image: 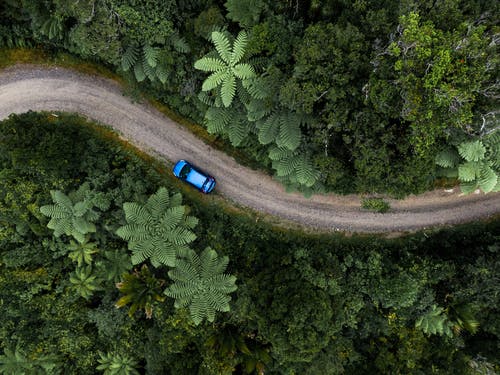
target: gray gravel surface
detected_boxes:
[1,65,499,232]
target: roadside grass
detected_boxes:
[361,197,391,213]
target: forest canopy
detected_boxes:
[1,0,500,373]
[0,111,499,374]
[1,0,498,196]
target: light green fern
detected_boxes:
[40,183,101,243]
[436,132,500,193]
[115,187,198,267]
[164,247,237,325]
[69,266,101,300]
[97,352,140,375]
[195,31,256,107]
[415,305,453,337]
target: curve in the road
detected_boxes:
[0,65,499,232]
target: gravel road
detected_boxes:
[0,65,499,232]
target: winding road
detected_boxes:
[0,65,499,232]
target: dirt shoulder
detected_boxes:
[1,65,498,233]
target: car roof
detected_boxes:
[186,169,208,189]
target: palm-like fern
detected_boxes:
[96,352,140,375]
[69,266,101,300]
[195,31,256,107]
[164,247,237,325]
[40,184,101,243]
[115,265,165,319]
[121,44,169,84]
[268,146,321,188]
[204,105,253,146]
[415,305,454,337]
[68,240,98,267]
[115,187,198,267]
[435,132,500,193]
[96,250,133,282]
[257,111,303,151]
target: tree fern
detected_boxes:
[115,265,165,319]
[205,106,252,146]
[436,132,500,193]
[415,305,453,337]
[195,31,256,107]
[164,247,237,325]
[458,140,486,162]
[121,45,140,71]
[143,45,160,68]
[269,146,320,188]
[97,352,140,375]
[257,111,302,151]
[40,184,101,243]
[116,187,198,267]
[69,266,101,300]
[68,240,98,267]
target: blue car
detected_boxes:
[173,160,216,194]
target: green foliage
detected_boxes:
[268,146,321,189]
[384,12,497,155]
[69,266,101,300]
[164,247,237,325]
[121,44,169,84]
[68,240,98,267]
[0,348,60,375]
[2,112,500,374]
[195,31,256,107]
[204,105,252,146]
[116,187,198,267]
[39,183,102,243]
[115,265,165,319]
[96,250,133,283]
[361,198,390,213]
[415,305,454,337]
[96,352,140,375]
[224,0,267,29]
[436,132,500,193]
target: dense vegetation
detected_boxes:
[1,0,498,196]
[0,112,499,374]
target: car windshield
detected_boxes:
[179,164,191,179]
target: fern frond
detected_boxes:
[143,59,157,81]
[276,113,302,151]
[458,140,486,162]
[228,116,250,146]
[231,31,248,65]
[144,45,160,68]
[232,63,255,80]
[257,114,280,145]
[211,31,232,64]
[121,45,140,71]
[202,70,229,91]
[171,34,191,53]
[194,57,227,72]
[221,73,236,107]
[458,161,479,182]
[133,62,146,82]
[435,148,460,168]
[478,165,497,193]
[205,107,233,134]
